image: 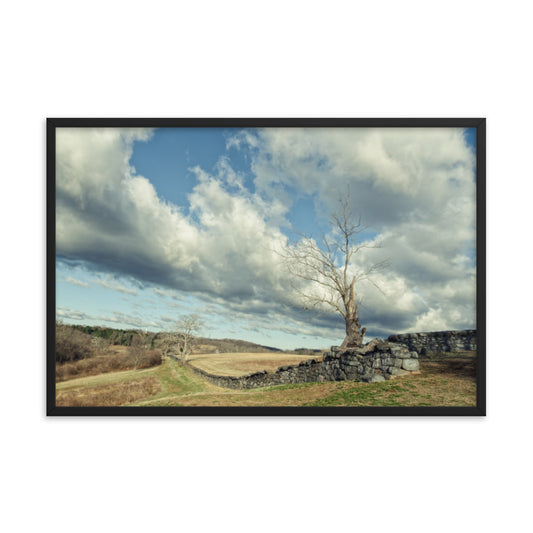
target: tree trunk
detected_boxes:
[340,313,364,349]
[339,277,365,349]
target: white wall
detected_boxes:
[2,2,530,532]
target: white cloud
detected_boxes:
[152,288,184,300]
[56,306,90,321]
[56,128,202,283]
[95,276,138,295]
[97,311,160,329]
[56,128,291,306]
[65,276,90,288]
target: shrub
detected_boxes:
[55,324,94,363]
[128,334,147,369]
[55,348,163,382]
[138,350,162,369]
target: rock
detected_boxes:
[371,374,386,383]
[358,338,388,354]
[344,368,356,380]
[393,350,412,359]
[401,359,420,371]
[343,348,361,356]
[389,343,405,354]
[389,367,409,376]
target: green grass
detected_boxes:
[303,381,414,407]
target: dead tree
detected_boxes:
[283,195,388,349]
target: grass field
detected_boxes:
[56,352,476,408]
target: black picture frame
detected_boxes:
[47,117,486,416]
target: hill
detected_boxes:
[65,323,288,353]
[194,337,282,354]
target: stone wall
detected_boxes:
[186,339,420,390]
[387,330,476,356]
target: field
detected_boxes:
[55,351,477,408]
[188,351,320,376]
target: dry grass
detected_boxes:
[56,376,160,407]
[187,351,320,376]
[55,345,161,382]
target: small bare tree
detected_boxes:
[158,333,179,360]
[283,195,388,349]
[161,314,202,364]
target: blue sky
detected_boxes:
[56,126,477,349]
[130,128,326,237]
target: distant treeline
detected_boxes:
[66,324,320,354]
[70,325,157,347]
[67,325,286,352]
[293,348,323,355]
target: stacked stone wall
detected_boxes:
[186,339,420,390]
[387,330,476,356]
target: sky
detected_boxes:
[55,126,477,349]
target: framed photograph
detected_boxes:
[47,118,485,416]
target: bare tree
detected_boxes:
[158,332,179,359]
[176,314,202,362]
[161,314,203,364]
[283,195,388,349]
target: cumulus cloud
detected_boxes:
[57,127,201,287]
[56,129,294,316]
